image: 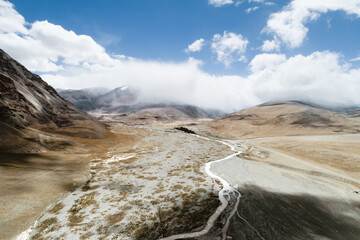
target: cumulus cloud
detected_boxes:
[185,38,205,53]
[249,51,360,106]
[0,2,113,72]
[261,36,281,52]
[249,53,286,72]
[208,0,233,7]
[0,0,27,34]
[211,31,249,67]
[264,0,360,48]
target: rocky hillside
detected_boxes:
[0,49,108,152]
[95,86,137,109]
[208,101,360,139]
[58,86,137,112]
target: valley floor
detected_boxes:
[2,122,360,240]
[0,152,90,240]
[210,133,360,239]
[15,124,233,240]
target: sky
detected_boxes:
[1,0,360,112]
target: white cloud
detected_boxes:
[249,53,286,72]
[0,1,113,72]
[249,51,360,106]
[245,6,259,13]
[261,36,281,52]
[44,51,360,111]
[185,38,205,53]
[248,0,275,5]
[264,2,275,6]
[42,58,260,112]
[208,0,233,7]
[350,57,360,62]
[211,31,249,67]
[0,0,27,34]
[265,0,360,48]
[0,20,113,72]
[235,1,244,7]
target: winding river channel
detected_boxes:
[160,134,242,240]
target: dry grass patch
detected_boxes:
[129,199,144,206]
[38,217,58,232]
[80,232,95,240]
[144,176,158,180]
[67,191,98,226]
[196,188,207,194]
[171,184,183,191]
[121,157,137,164]
[68,214,84,226]
[49,203,64,214]
[106,211,126,225]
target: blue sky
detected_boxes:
[9,0,276,75]
[10,0,360,75]
[1,0,360,111]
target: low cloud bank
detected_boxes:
[44,51,360,112]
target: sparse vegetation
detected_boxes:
[21,122,235,240]
[106,211,126,225]
[49,203,64,214]
[38,217,58,232]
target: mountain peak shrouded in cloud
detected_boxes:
[0,0,360,112]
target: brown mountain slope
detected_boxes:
[208,101,360,139]
[346,109,360,118]
[0,49,108,152]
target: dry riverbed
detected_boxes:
[23,124,232,239]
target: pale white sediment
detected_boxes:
[14,222,36,240]
[23,126,233,240]
[160,135,243,240]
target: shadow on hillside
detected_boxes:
[0,153,60,169]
